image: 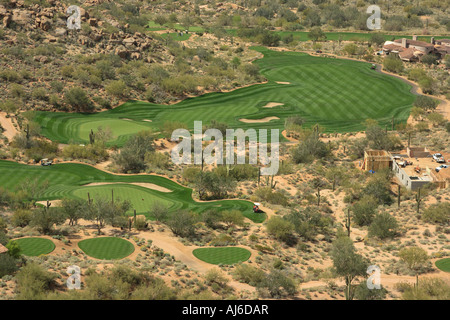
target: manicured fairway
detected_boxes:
[78,237,135,260]
[34,47,416,145]
[71,184,175,213]
[435,258,450,272]
[13,237,55,256]
[0,160,264,223]
[192,247,251,265]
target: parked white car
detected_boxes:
[432,153,445,163]
[435,164,448,172]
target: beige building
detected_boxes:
[382,36,448,62]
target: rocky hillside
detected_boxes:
[0,0,263,113]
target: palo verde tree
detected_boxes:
[399,247,429,287]
[330,236,369,300]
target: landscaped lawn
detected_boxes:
[78,237,135,260]
[192,247,251,265]
[13,237,55,256]
[34,47,416,146]
[435,258,450,272]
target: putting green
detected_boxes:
[78,237,135,260]
[13,237,55,256]
[34,47,416,146]
[192,247,251,265]
[435,258,450,273]
[77,119,151,143]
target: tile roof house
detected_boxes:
[382,36,447,62]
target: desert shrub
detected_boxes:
[15,263,58,300]
[11,209,33,227]
[352,195,378,226]
[422,203,450,225]
[266,216,295,243]
[210,234,236,246]
[0,254,19,278]
[257,269,297,298]
[254,187,289,206]
[233,263,266,286]
[368,212,399,239]
[383,55,403,73]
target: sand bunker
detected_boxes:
[262,102,284,108]
[143,119,152,122]
[239,116,280,123]
[276,81,290,84]
[83,182,172,193]
[36,200,62,207]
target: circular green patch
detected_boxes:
[435,258,450,272]
[192,247,251,265]
[78,237,135,260]
[13,237,55,256]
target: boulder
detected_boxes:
[55,27,67,37]
[39,16,52,31]
[114,45,129,59]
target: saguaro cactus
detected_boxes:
[415,188,422,214]
[345,208,351,237]
[89,129,95,144]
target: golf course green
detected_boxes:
[33,47,416,146]
[435,258,450,273]
[78,237,135,260]
[13,237,55,256]
[0,160,265,223]
[192,247,251,265]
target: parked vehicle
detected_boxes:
[435,164,448,172]
[40,158,53,166]
[432,153,445,163]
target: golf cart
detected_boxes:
[40,158,53,166]
[370,64,376,70]
[253,203,262,213]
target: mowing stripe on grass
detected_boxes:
[13,237,55,256]
[78,237,135,260]
[192,247,251,265]
[34,47,416,146]
[0,160,264,223]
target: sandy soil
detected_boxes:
[82,182,172,193]
[262,102,284,108]
[239,116,280,123]
[276,81,291,84]
[0,112,19,141]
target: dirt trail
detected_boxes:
[0,112,19,141]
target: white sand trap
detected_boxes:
[83,182,172,193]
[143,119,152,122]
[239,116,280,123]
[276,81,290,84]
[263,102,284,108]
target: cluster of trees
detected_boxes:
[266,206,334,245]
[112,131,171,173]
[14,263,178,300]
[233,263,297,298]
[9,196,131,235]
[291,126,331,164]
